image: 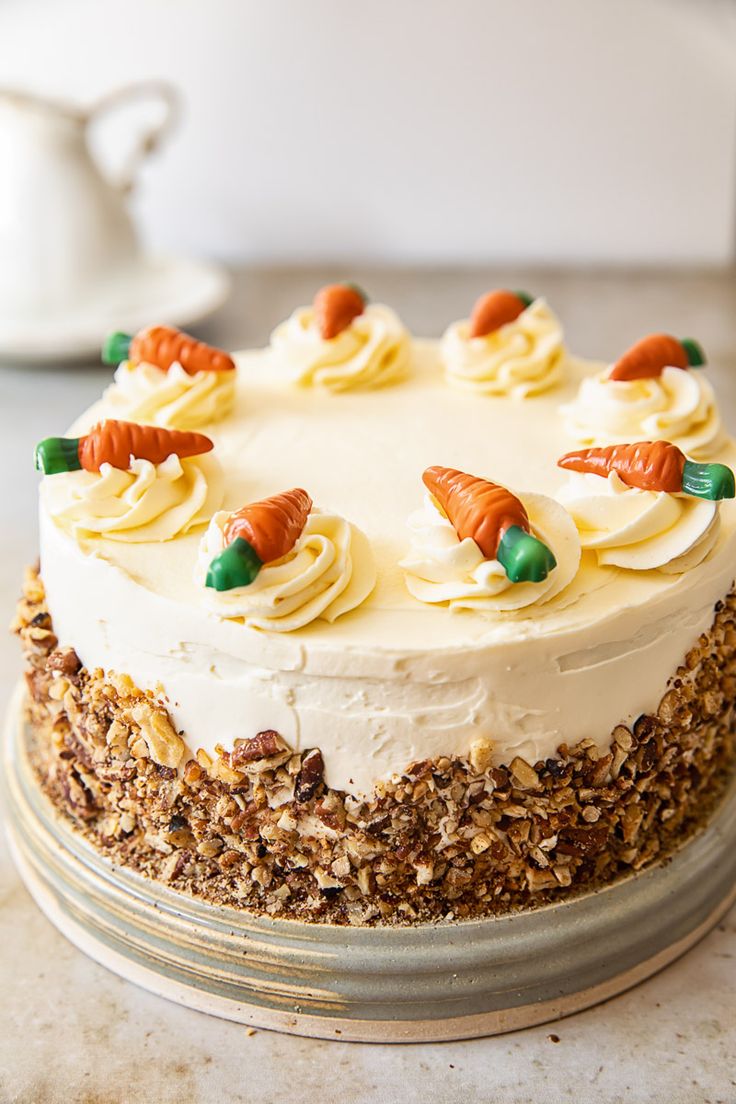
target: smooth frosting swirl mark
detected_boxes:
[561,366,723,459]
[557,470,720,573]
[197,508,377,631]
[104,360,236,430]
[441,299,567,398]
[400,491,580,611]
[42,452,223,543]
[270,303,410,392]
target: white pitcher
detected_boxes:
[0,82,178,318]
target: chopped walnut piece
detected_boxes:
[127,703,184,769]
[295,749,324,803]
[48,648,82,677]
[510,757,540,790]
[469,738,494,774]
[232,730,290,766]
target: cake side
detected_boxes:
[15,567,736,925]
[35,339,736,795]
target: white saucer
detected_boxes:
[0,255,231,363]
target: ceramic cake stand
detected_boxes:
[3,683,736,1043]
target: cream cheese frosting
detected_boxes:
[41,452,223,544]
[557,470,720,573]
[401,491,580,611]
[561,365,723,458]
[270,302,410,391]
[442,298,566,397]
[104,360,236,429]
[197,508,376,632]
[38,343,736,796]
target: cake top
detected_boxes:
[37,291,736,654]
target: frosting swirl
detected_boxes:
[104,360,236,429]
[442,299,566,397]
[197,508,376,631]
[561,366,723,459]
[270,303,410,391]
[42,452,223,543]
[400,491,580,611]
[557,470,720,573]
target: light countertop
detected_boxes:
[1,266,735,1104]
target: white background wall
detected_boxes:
[1,0,735,265]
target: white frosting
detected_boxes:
[38,346,736,796]
[561,365,723,458]
[270,303,410,391]
[40,452,223,544]
[196,508,376,632]
[401,491,580,611]
[558,471,720,573]
[442,299,566,397]
[104,360,236,429]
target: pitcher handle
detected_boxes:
[86,80,180,193]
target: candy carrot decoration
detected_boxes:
[608,333,704,382]
[102,324,236,374]
[558,441,735,500]
[206,488,313,591]
[422,466,556,584]
[313,283,367,340]
[469,289,534,339]
[35,419,213,475]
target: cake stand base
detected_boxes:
[4,683,736,1043]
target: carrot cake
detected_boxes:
[15,288,736,924]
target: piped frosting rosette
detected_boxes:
[35,419,223,543]
[270,283,410,392]
[556,441,736,574]
[442,290,567,398]
[197,488,377,632]
[561,333,722,459]
[102,325,236,429]
[401,467,580,612]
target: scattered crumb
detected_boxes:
[547,1033,560,1043]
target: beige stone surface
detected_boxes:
[2,267,736,1103]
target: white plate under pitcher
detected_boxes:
[0,81,229,363]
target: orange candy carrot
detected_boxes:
[469,290,534,339]
[313,284,366,340]
[224,488,313,563]
[557,441,735,500]
[102,325,236,374]
[207,488,313,590]
[558,441,685,492]
[423,466,529,558]
[35,419,213,475]
[422,466,556,583]
[608,333,704,382]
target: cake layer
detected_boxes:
[39,342,736,794]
